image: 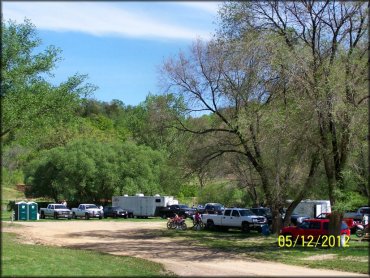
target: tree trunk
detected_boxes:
[271,204,283,234]
[328,211,343,247]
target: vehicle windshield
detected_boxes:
[86,205,98,209]
[213,206,224,210]
[360,208,370,214]
[179,205,189,209]
[112,207,123,210]
[54,205,67,209]
[239,209,254,216]
[298,221,310,229]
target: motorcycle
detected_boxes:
[355,222,367,238]
[167,216,187,230]
[192,215,204,231]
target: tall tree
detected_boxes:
[160,37,321,232]
[219,1,368,236]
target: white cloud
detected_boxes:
[2,2,214,40]
[176,2,220,14]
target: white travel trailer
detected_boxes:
[292,199,331,218]
[112,194,178,218]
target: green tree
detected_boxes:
[1,19,96,142]
[24,139,179,202]
[160,37,322,232]
[218,1,368,236]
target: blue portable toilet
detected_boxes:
[15,201,28,220]
[27,202,38,220]
[261,224,270,236]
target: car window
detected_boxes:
[309,222,321,229]
[232,210,240,217]
[224,210,231,216]
[179,205,189,209]
[299,222,310,229]
[239,209,253,216]
[54,205,67,209]
[360,208,370,214]
[86,205,98,209]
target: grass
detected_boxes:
[153,226,369,274]
[2,232,170,277]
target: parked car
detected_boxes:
[202,208,267,232]
[250,207,272,225]
[39,204,71,219]
[157,204,196,219]
[344,207,370,221]
[280,219,350,240]
[290,213,310,225]
[71,204,103,219]
[200,203,225,214]
[103,206,128,218]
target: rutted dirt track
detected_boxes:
[3,221,366,277]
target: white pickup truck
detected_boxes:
[71,204,103,220]
[39,204,72,219]
[202,208,267,232]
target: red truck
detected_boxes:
[315,212,358,233]
[280,218,350,240]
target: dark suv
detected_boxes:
[103,206,128,218]
[158,204,196,218]
[202,203,225,214]
[250,207,272,225]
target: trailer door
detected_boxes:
[315,204,322,218]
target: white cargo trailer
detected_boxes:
[112,194,178,218]
[292,199,331,218]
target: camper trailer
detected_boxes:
[292,199,331,218]
[112,194,178,218]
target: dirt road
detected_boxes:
[3,221,366,277]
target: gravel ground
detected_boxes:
[3,220,367,277]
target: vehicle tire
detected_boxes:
[40,212,45,219]
[241,222,250,233]
[85,213,90,220]
[54,212,58,220]
[206,220,215,230]
[161,214,167,219]
[99,215,102,219]
[72,212,77,219]
[68,217,71,220]
[167,220,175,229]
[181,222,187,230]
[356,228,364,238]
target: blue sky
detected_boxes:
[3,1,220,105]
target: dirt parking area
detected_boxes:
[3,220,366,277]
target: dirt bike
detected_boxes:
[167,217,187,230]
[355,222,368,238]
[192,217,204,231]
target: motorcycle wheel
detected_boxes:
[356,228,364,238]
[181,222,187,230]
